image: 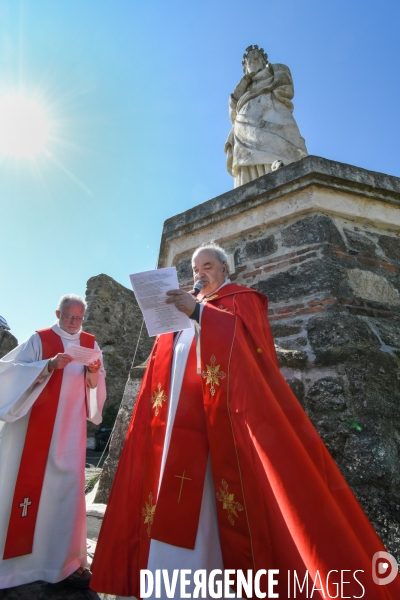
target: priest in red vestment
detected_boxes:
[0,294,106,590]
[91,244,400,599]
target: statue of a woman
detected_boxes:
[225,45,308,187]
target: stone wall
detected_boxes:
[0,329,18,359]
[83,274,154,435]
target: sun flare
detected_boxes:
[0,95,51,158]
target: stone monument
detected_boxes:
[225,45,308,187]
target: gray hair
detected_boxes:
[192,242,230,275]
[57,294,87,312]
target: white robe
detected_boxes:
[118,307,234,599]
[0,323,106,588]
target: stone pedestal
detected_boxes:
[98,156,400,559]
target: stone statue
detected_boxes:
[225,45,308,187]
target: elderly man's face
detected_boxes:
[192,249,227,296]
[56,301,85,334]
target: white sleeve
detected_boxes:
[85,341,107,425]
[0,333,51,422]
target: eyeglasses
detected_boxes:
[61,314,84,323]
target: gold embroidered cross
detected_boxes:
[151,383,167,416]
[174,470,192,503]
[142,493,156,537]
[216,479,243,525]
[202,355,226,396]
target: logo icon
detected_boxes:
[372,551,398,585]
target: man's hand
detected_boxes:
[166,289,197,316]
[48,353,72,372]
[88,359,101,374]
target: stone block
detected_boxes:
[307,313,380,365]
[344,351,400,418]
[270,322,303,338]
[347,268,400,307]
[254,256,347,303]
[378,234,400,264]
[343,228,377,255]
[285,378,305,406]
[0,329,18,359]
[281,215,345,249]
[306,377,347,412]
[244,235,277,259]
[369,317,400,348]
[276,347,308,368]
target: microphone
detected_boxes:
[191,280,203,297]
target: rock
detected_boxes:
[270,322,303,338]
[286,378,305,406]
[277,337,307,349]
[244,235,277,259]
[0,329,18,359]
[176,258,193,282]
[306,377,347,412]
[94,365,146,504]
[281,215,345,249]
[275,347,308,368]
[254,256,347,303]
[83,274,154,434]
[344,350,400,418]
[347,268,400,306]
[343,229,377,255]
[369,317,400,348]
[378,234,400,264]
[307,313,380,365]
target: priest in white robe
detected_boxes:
[0,294,106,590]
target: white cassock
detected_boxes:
[0,323,106,588]
[117,324,226,600]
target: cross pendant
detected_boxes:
[19,497,32,518]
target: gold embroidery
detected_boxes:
[174,470,192,503]
[204,294,219,302]
[151,383,167,415]
[216,480,243,525]
[202,355,226,396]
[218,305,229,311]
[142,493,156,536]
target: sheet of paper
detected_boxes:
[64,344,102,366]
[129,267,192,336]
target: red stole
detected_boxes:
[137,332,207,571]
[3,327,95,560]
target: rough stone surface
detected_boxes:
[343,228,377,255]
[0,329,18,359]
[307,313,380,365]
[378,234,400,264]
[94,366,146,504]
[281,215,345,249]
[83,274,154,435]
[253,256,347,303]
[347,268,400,306]
[244,235,277,259]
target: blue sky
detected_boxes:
[1,0,399,342]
